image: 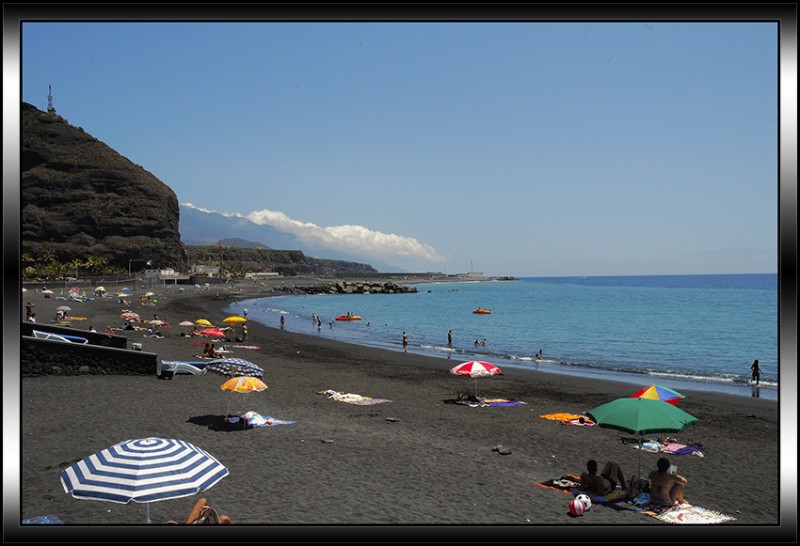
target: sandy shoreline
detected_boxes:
[15,279,784,537]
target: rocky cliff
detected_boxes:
[21,102,189,271]
[20,102,377,277]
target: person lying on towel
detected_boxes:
[580,459,628,496]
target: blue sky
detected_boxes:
[19,22,779,276]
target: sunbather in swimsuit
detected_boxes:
[581,459,627,496]
[648,457,688,506]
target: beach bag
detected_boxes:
[628,476,650,498]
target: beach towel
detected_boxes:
[451,398,526,407]
[482,399,527,407]
[629,493,735,524]
[21,515,63,525]
[660,441,706,457]
[533,476,582,492]
[654,504,735,524]
[621,437,705,457]
[533,474,632,507]
[318,390,392,405]
[539,413,595,425]
[241,411,296,428]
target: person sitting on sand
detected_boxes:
[581,459,627,496]
[165,498,233,525]
[203,343,220,358]
[457,392,483,404]
[648,457,688,507]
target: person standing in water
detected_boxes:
[750,359,762,385]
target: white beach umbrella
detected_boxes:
[60,437,229,523]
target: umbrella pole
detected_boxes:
[146,503,151,524]
[637,437,643,483]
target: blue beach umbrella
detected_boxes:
[60,437,229,523]
[204,358,265,379]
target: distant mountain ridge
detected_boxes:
[218,237,272,250]
[180,205,407,273]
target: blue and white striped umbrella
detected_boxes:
[204,358,265,379]
[60,437,229,523]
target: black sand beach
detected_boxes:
[16,280,783,539]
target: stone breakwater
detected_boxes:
[270,280,418,295]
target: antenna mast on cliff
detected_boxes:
[47,85,56,114]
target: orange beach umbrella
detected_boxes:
[220,376,268,420]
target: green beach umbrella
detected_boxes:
[587,397,698,435]
[587,397,699,479]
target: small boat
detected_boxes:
[472,308,492,315]
[335,314,362,321]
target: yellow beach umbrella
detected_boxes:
[195,319,213,327]
[222,316,247,324]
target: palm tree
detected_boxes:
[85,255,109,274]
[38,246,56,265]
[66,258,84,280]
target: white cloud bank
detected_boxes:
[182,203,445,264]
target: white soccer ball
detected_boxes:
[575,493,592,511]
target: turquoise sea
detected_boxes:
[228,274,779,401]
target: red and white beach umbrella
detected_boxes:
[450,361,502,398]
[199,328,227,338]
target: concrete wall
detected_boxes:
[21,337,158,377]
